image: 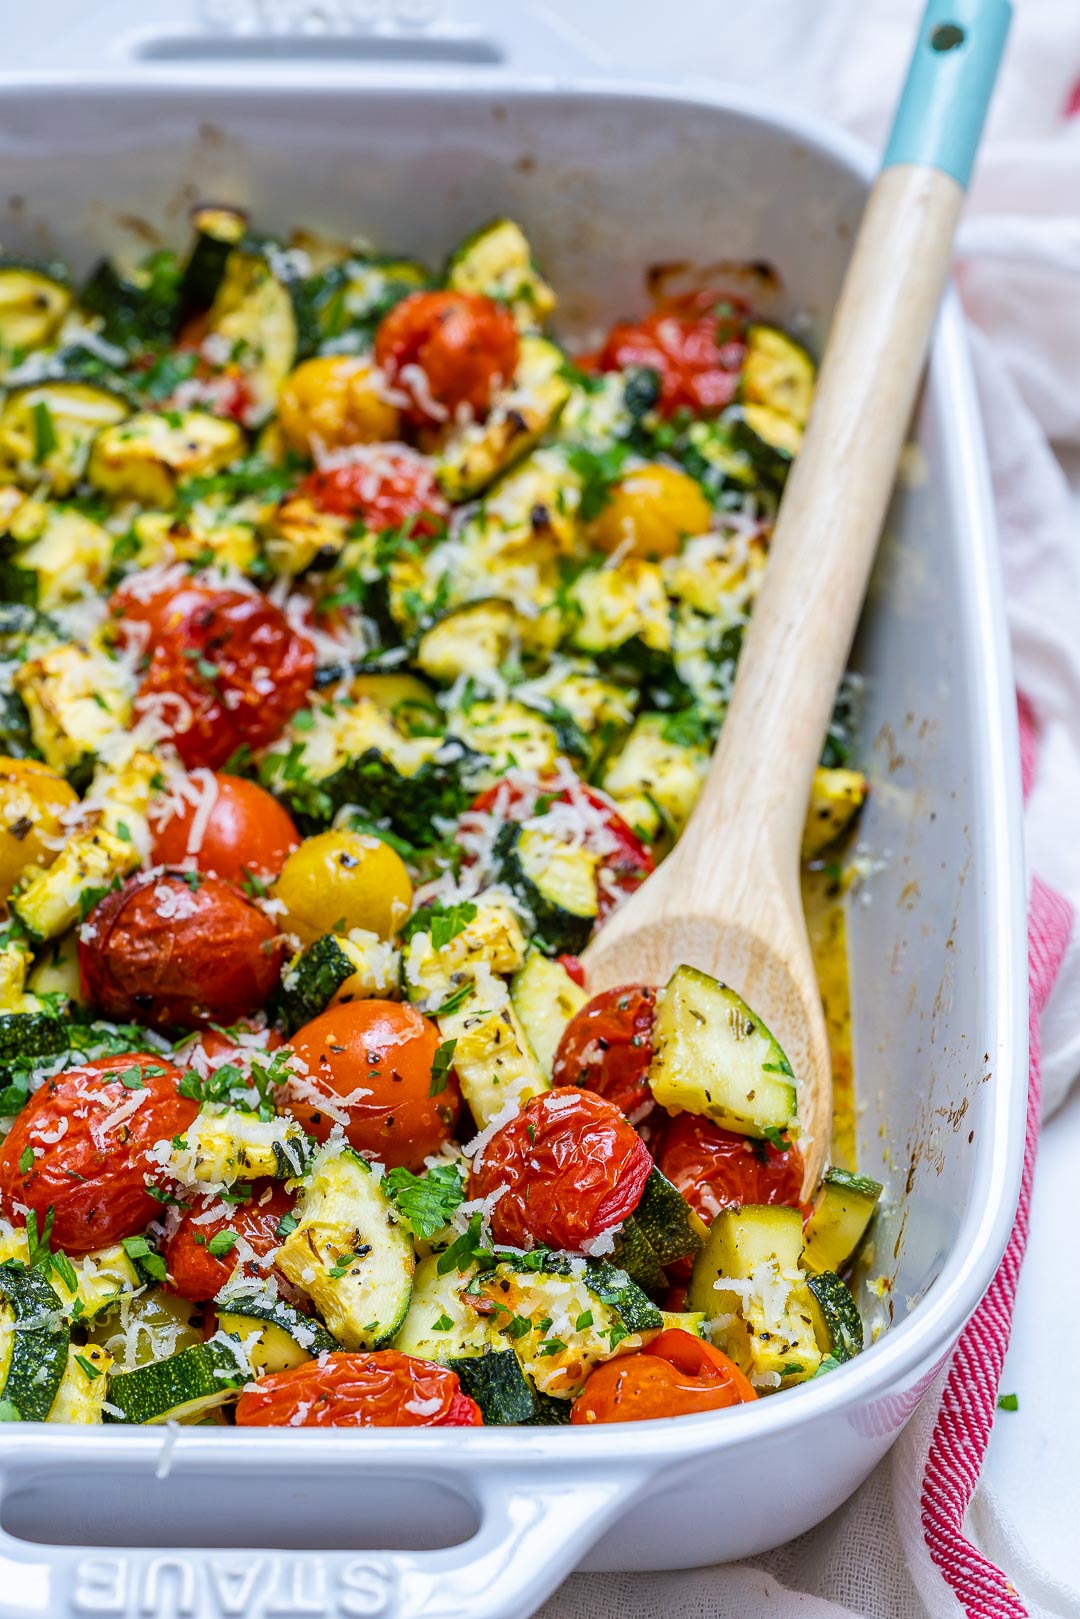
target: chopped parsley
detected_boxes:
[997,1392,1019,1412]
[120,1234,167,1283]
[428,1039,457,1098]
[384,1161,465,1241]
[206,1231,238,1258]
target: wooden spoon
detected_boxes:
[583,0,1012,1195]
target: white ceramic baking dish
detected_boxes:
[0,38,1027,1619]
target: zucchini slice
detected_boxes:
[87,409,244,507]
[601,713,709,843]
[0,381,131,495]
[307,255,429,345]
[178,205,249,319]
[624,1167,705,1268]
[204,243,307,425]
[278,931,400,1035]
[0,505,113,612]
[801,1167,883,1276]
[276,1145,414,1350]
[495,822,600,957]
[609,1219,666,1295]
[402,902,528,1016]
[0,1259,70,1421]
[12,640,133,781]
[436,998,548,1130]
[568,560,672,670]
[167,1109,309,1187]
[0,259,72,352]
[740,324,815,429]
[523,1390,573,1425]
[687,1205,822,1387]
[415,599,520,686]
[445,218,556,331]
[47,1343,113,1424]
[105,1337,249,1425]
[476,1257,662,1400]
[0,1010,68,1067]
[216,1291,340,1375]
[806,1271,864,1363]
[802,767,869,861]
[392,1256,537,1425]
[13,826,139,943]
[509,952,588,1076]
[448,1351,538,1426]
[648,965,798,1140]
[449,700,561,783]
[435,336,570,500]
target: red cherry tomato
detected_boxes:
[598,290,748,417]
[570,1328,757,1423]
[374,290,519,425]
[111,583,314,771]
[282,1001,460,1173]
[657,1112,805,1225]
[234,1350,483,1427]
[79,870,285,1033]
[466,776,653,923]
[0,1054,197,1255]
[552,985,657,1122]
[299,447,448,539]
[165,1181,295,1302]
[469,1086,652,1252]
[150,771,299,883]
[558,954,587,989]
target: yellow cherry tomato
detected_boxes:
[588,463,712,560]
[275,830,413,946]
[0,757,78,901]
[278,356,401,457]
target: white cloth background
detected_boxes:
[534,1,1080,1614]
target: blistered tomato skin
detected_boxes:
[282,1001,460,1173]
[469,1086,653,1252]
[234,1350,483,1428]
[374,290,519,424]
[0,1054,197,1255]
[553,985,658,1121]
[165,1181,295,1302]
[571,1328,757,1424]
[300,448,449,539]
[598,290,748,418]
[111,583,315,771]
[657,1112,805,1224]
[150,772,300,883]
[79,870,285,1033]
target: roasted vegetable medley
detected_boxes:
[0,214,879,1428]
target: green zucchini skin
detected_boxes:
[177,205,248,321]
[277,934,357,1035]
[627,1168,704,1268]
[105,1340,248,1425]
[802,1167,883,1276]
[80,253,181,351]
[446,1349,538,1426]
[610,1218,667,1296]
[522,1390,574,1425]
[581,1260,663,1337]
[0,1260,70,1421]
[493,823,597,957]
[806,1271,864,1362]
[271,740,482,843]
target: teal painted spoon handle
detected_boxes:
[584,0,1012,1195]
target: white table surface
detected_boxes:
[980,452,1080,1595]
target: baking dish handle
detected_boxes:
[0,1454,644,1619]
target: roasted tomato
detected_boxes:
[467,776,653,922]
[558,954,587,989]
[150,770,300,883]
[111,582,314,771]
[571,1328,757,1423]
[469,1086,652,1252]
[553,985,657,1121]
[597,290,748,417]
[0,1053,197,1255]
[657,1112,805,1224]
[281,1001,460,1173]
[374,290,518,424]
[79,870,285,1032]
[164,1181,295,1302]
[234,1350,483,1427]
[299,446,448,539]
